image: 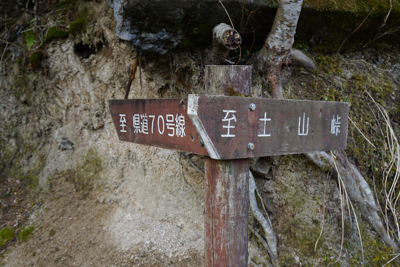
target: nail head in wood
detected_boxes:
[248,142,255,150]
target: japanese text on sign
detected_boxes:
[119,113,186,138]
[219,110,343,138]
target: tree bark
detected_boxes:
[258,0,304,99]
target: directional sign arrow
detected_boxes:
[109,95,349,160]
[187,94,349,160]
[109,98,208,156]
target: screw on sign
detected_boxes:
[109,65,349,267]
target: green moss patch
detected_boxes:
[18,226,34,243]
[63,148,102,192]
[68,19,86,36]
[303,0,400,13]
[343,219,400,266]
[45,26,68,42]
[49,229,56,237]
[0,228,15,247]
[55,0,78,9]
[9,156,44,190]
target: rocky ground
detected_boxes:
[1,177,205,267]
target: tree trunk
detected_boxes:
[258,0,303,98]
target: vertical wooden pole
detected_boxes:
[204,65,251,267]
[205,158,249,267]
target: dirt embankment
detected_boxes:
[0,0,399,266]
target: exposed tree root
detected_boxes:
[249,170,278,259]
[252,0,399,262]
[305,151,399,252]
[257,47,316,99]
[248,224,278,265]
[290,48,316,70]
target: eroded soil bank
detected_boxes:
[0,0,400,266]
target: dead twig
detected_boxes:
[383,0,393,26]
[363,27,400,48]
[182,153,204,176]
[382,253,400,267]
[337,4,378,54]
[0,39,18,45]
[366,0,394,48]
[249,171,278,259]
[348,117,376,148]
[238,0,262,61]
[218,0,235,30]
[0,43,9,66]
[124,57,138,99]
[139,53,142,90]
[248,224,278,264]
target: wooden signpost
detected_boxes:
[109,65,349,266]
[109,96,348,159]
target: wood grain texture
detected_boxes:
[203,65,251,96]
[204,65,250,267]
[190,95,349,159]
[205,158,249,267]
[109,98,208,156]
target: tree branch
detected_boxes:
[205,23,241,65]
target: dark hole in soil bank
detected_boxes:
[74,42,103,59]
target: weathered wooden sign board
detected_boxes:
[109,95,349,159]
[109,98,208,156]
[109,65,349,267]
[188,95,348,159]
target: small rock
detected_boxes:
[90,103,105,130]
[341,70,353,80]
[250,157,272,179]
[59,137,74,151]
[61,42,72,53]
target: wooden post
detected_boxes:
[204,65,251,267]
[205,158,249,267]
[108,65,349,266]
